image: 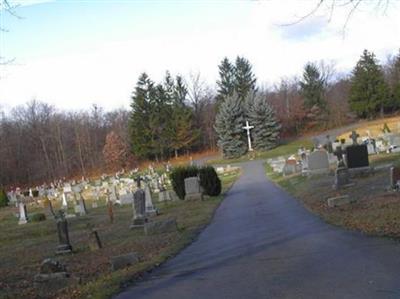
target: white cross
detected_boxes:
[243,120,254,151]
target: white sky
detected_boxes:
[1,0,400,112]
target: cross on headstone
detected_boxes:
[349,130,360,145]
[243,120,254,151]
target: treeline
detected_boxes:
[0,102,130,186]
[2,49,400,186]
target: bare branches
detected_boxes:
[281,0,393,35]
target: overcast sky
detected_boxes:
[1,0,400,112]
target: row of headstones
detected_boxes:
[16,179,177,225]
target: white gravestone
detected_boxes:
[308,150,330,174]
[18,203,28,224]
[184,177,203,200]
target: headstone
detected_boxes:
[144,218,177,235]
[389,166,400,190]
[88,229,102,251]
[18,202,28,224]
[349,131,360,145]
[184,177,203,200]
[367,143,376,155]
[61,192,68,210]
[283,158,299,176]
[110,253,139,271]
[107,200,114,224]
[333,167,350,189]
[55,211,72,254]
[327,195,356,207]
[158,190,171,202]
[308,151,330,174]
[345,145,369,169]
[75,193,88,216]
[144,184,157,216]
[33,259,78,296]
[131,181,146,228]
[43,198,55,219]
[326,135,333,153]
[63,184,72,194]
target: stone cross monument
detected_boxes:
[243,120,254,151]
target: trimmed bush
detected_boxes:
[170,166,199,200]
[199,166,221,196]
[30,213,46,222]
[170,165,222,199]
[0,188,8,207]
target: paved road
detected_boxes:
[116,161,400,299]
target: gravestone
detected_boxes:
[144,218,177,235]
[326,135,333,153]
[307,151,330,174]
[158,190,171,202]
[43,198,55,219]
[283,158,300,176]
[88,229,102,251]
[333,167,350,189]
[327,195,356,207]
[345,145,369,169]
[390,167,400,190]
[144,184,157,216]
[367,143,376,155]
[18,202,28,224]
[75,193,88,216]
[110,253,139,271]
[184,177,203,200]
[131,180,146,228]
[107,200,114,224]
[33,258,78,296]
[55,211,72,254]
[61,193,68,209]
[349,130,360,145]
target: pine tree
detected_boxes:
[246,92,280,151]
[216,57,235,104]
[300,62,326,110]
[349,49,390,118]
[214,93,247,158]
[234,56,257,101]
[389,50,400,110]
[129,73,156,159]
[166,73,199,157]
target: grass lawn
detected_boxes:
[265,153,400,239]
[0,170,240,299]
[208,138,313,165]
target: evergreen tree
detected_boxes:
[214,93,247,158]
[390,50,400,110]
[246,92,280,150]
[129,73,156,159]
[234,56,257,101]
[166,73,199,157]
[216,57,235,104]
[349,49,390,118]
[300,62,326,110]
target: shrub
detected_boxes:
[170,165,222,199]
[199,166,221,196]
[170,166,199,200]
[30,213,46,222]
[0,188,8,207]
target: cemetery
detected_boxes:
[265,121,400,238]
[0,165,240,298]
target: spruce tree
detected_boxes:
[349,49,390,118]
[214,93,247,158]
[300,62,326,110]
[246,92,281,151]
[166,73,199,157]
[390,50,400,110]
[234,56,257,101]
[216,57,235,104]
[129,73,156,159]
